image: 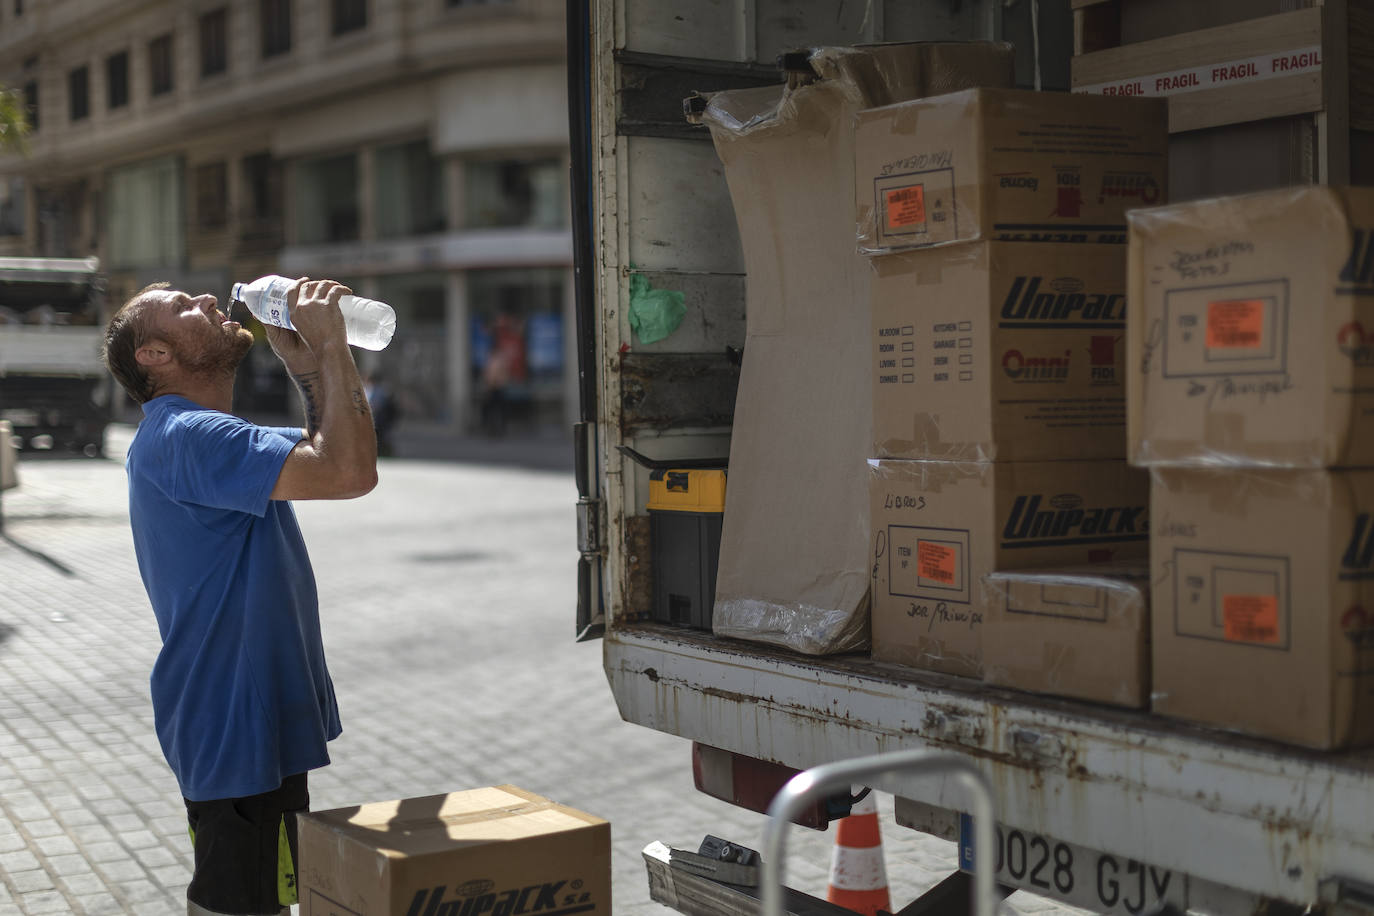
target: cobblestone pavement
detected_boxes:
[0,427,1080,915]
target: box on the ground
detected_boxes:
[1127,186,1374,468]
[648,467,726,629]
[872,241,1128,461]
[1151,468,1374,749]
[701,42,1015,655]
[869,459,1149,678]
[854,88,1168,255]
[982,561,1150,708]
[297,786,611,916]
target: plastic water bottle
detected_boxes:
[231,275,397,351]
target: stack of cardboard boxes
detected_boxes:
[695,46,1374,745]
[1128,186,1374,749]
[699,43,1019,656]
[857,88,1167,701]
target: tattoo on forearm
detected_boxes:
[293,371,323,434]
[351,388,371,417]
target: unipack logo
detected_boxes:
[1097,171,1161,207]
[1000,276,1125,325]
[1002,348,1070,382]
[1339,228,1374,290]
[404,878,595,916]
[1337,322,1374,366]
[1001,492,1147,548]
[996,172,1039,191]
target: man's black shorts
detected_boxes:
[184,773,309,916]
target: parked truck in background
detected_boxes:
[567,1,1374,913]
[0,257,110,456]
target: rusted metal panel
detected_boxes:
[606,625,1374,909]
[624,514,654,620]
[619,352,740,433]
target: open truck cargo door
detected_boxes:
[567,0,1374,911]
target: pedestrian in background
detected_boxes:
[479,311,526,438]
[364,369,399,457]
[101,277,377,916]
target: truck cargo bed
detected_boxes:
[606,623,1374,905]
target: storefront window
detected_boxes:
[0,178,24,237]
[294,153,358,243]
[468,267,563,435]
[375,140,446,239]
[371,272,448,425]
[106,156,184,268]
[464,158,564,230]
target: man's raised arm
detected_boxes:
[267,279,378,500]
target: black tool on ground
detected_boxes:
[667,835,762,886]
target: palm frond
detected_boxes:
[0,87,32,155]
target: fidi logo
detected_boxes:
[1089,334,1119,383]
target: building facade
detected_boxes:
[0,0,574,441]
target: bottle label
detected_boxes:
[263,277,294,330]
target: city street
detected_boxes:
[0,429,1072,916]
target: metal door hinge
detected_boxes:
[577,497,601,556]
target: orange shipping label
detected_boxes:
[1222,594,1280,645]
[885,185,927,230]
[1206,299,1266,349]
[917,541,956,586]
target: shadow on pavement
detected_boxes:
[2,533,78,577]
[405,550,496,565]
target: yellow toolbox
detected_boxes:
[623,447,727,629]
[648,467,726,629]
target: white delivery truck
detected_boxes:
[0,257,110,455]
[566,1,1374,912]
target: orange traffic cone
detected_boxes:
[826,790,891,915]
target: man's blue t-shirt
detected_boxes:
[127,395,341,802]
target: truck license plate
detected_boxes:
[958,815,1187,915]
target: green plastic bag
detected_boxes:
[628,273,686,344]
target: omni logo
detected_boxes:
[1002,348,1071,382]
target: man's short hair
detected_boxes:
[103,282,169,404]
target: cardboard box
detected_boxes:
[297,786,611,916]
[854,88,1168,255]
[869,459,1149,677]
[1126,186,1374,468]
[982,561,1150,708]
[872,241,1128,461]
[701,42,1015,655]
[1151,468,1374,749]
